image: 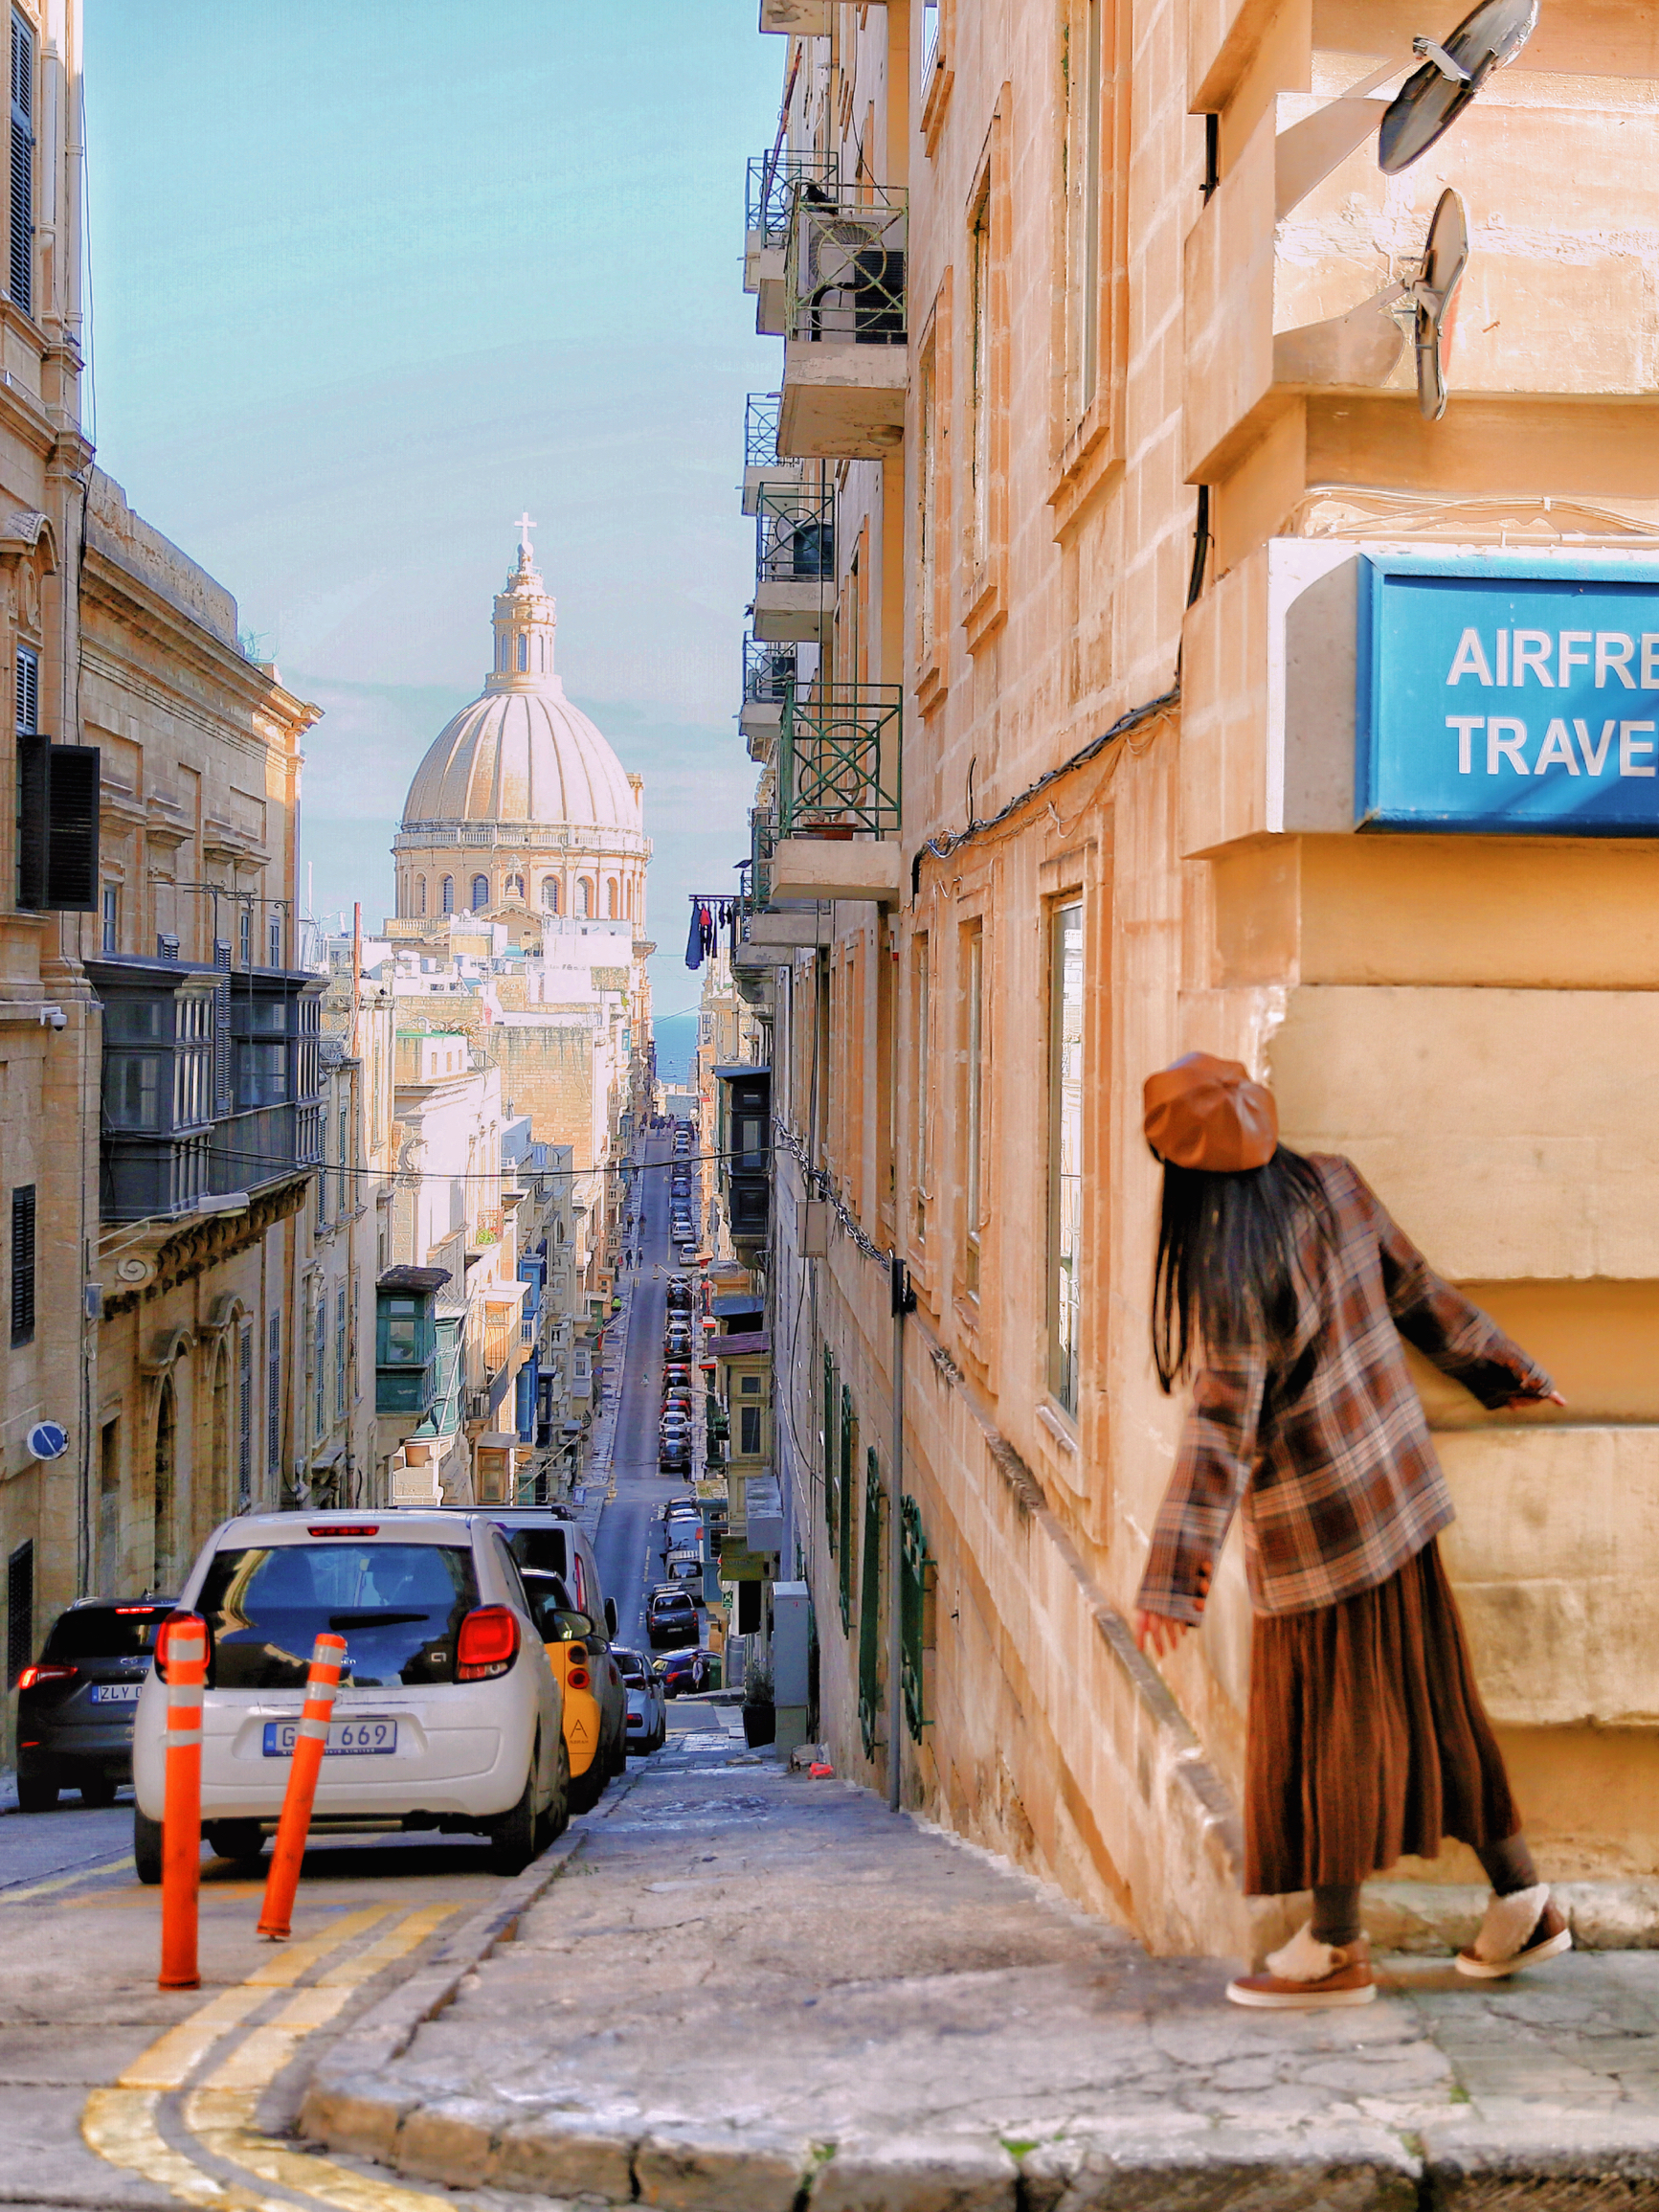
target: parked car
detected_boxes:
[664,1547,703,1588]
[645,1588,700,1649]
[659,1441,691,1475]
[658,1646,722,1696]
[424,1504,616,1636]
[131,1511,566,1882]
[15,1597,175,1811]
[617,1646,667,1754]
[522,1572,627,1813]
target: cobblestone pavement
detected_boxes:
[303,1719,1659,2210]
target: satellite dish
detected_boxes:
[1379,0,1538,173]
[1409,189,1469,420]
[27,1421,69,1461]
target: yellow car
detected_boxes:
[525,1572,627,1814]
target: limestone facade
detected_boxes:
[741,1,1659,1954]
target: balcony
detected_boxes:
[752,485,832,645]
[742,393,802,516]
[779,186,907,460]
[745,152,836,334]
[740,636,796,763]
[750,808,779,909]
[780,684,901,838]
[375,1266,449,1418]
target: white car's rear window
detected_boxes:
[195,1543,477,1691]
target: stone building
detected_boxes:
[735,2,1659,1955]
[86,470,323,1598]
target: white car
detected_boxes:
[131,1510,566,1883]
[617,1646,667,1754]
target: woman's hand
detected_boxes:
[1505,1388,1566,1411]
[1135,1610,1188,1659]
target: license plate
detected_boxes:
[89,1682,141,1704]
[261,1719,397,1757]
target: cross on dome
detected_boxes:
[514,510,536,558]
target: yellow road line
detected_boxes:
[0,1853,133,1903]
[315,1899,459,1986]
[119,1985,272,2090]
[245,1903,394,1987]
[81,2086,283,2210]
[186,2087,452,2212]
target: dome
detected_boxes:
[400,538,640,837]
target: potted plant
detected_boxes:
[742,1655,776,1747]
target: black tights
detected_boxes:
[1309,1833,1540,1947]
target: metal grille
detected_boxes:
[745,635,796,707]
[781,685,902,837]
[745,391,782,468]
[822,1344,837,1556]
[755,481,834,588]
[10,1182,34,1345]
[900,1495,933,1742]
[858,1448,884,1759]
[838,1384,854,1631]
[745,148,838,249]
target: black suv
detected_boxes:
[16,1598,174,1810]
[646,1587,700,1649]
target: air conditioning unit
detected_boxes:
[465,1388,491,1422]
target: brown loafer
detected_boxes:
[1227,1933,1376,2011]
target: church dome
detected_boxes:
[401,539,640,837]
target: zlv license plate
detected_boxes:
[261,1719,397,1757]
[89,1682,142,1704]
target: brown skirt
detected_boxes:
[1244,1537,1520,1896]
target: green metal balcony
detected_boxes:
[750,808,779,910]
[744,150,837,335]
[779,685,902,839]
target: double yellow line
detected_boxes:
[84,1902,460,2212]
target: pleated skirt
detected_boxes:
[1244,1537,1520,1897]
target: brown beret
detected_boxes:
[1143,1051,1278,1172]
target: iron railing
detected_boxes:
[755,481,834,590]
[746,149,838,252]
[780,684,902,837]
[787,185,908,348]
[750,809,779,910]
[745,635,796,708]
[746,392,782,468]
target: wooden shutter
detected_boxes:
[237,1323,253,1506]
[9,11,31,317]
[10,1183,34,1345]
[16,736,101,910]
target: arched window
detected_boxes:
[441,876,454,914]
[624,879,633,920]
[153,1380,175,1591]
[472,874,489,911]
[415,876,427,915]
[505,872,526,898]
[605,879,619,918]
[211,1345,232,1525]
[576,877,593,917]
[517,635,528,672]
[542,877,560,913]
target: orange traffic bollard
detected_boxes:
[157,1613,207,1991]
[257,1631,347,1942]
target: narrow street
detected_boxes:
[0,1124,706,2211]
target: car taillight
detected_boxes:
[154,1610,200,1683]
[309,1524,379,1537]
[567,1663,592,1691]
[16,1662,76,1690]
[457,1604,520,1681]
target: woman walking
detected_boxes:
[1133,1053,1570,2011]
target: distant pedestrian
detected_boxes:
[1133,1053,1569,2012]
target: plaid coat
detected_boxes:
[1135,1154,1553,1622]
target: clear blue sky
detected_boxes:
[83,0,777,1020]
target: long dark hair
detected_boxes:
[1152,1145,1337,1392]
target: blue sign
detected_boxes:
[1356,554,1659,833]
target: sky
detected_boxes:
[82,0,777,1023]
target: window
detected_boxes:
[838,1384,855,1629]
[268,915,281,966]
[14,643,34,731]
[517,634,527,672]
[969,178,992,564]
[963,925,983,1294]
[99,1419,121,1594]
[441,875,454,913]
[236,905,250,965]
[7,1538,33,1686]
[8,12,30,320]
[101,881,119,954]
[740,1403,762,1455]
[921,0,939,73]
[504,872,525,898]
[415,875,427,916]
[313,1298,327,1438]
[542,877,559,913]
[471,874,489,911]
[1065,0,1110,421]
[576,877,592,917]
[338,1102,349,1217]
[237,1323,253,1508]
[335,1284,347,1418]
[858,1446,884,1757]
[235,1039,287,1107]
[10,1182,34,1344]
[1050,901,1084,1418]
[267,1310,281,1476]
[913,937,930,1243]
[917,335,938,662]
[900,1495,933,1740]
[104,1052,163,1130]
[606,879,618,917]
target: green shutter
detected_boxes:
[900,1495,932,1742]
[822,1344,837,1555]
[857,1447,884,1760]
[838,1384,854,1631]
